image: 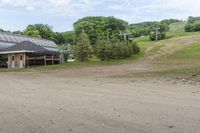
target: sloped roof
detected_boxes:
[0,41,59,55]
[0,32,57,48]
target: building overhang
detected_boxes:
[0,50,35,55]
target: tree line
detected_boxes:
[185,16,200,32]
[130,19,181,40]
[0,24,73,45]
[1,17,183,45]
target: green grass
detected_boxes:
[169,22,187,33]
[160,42,200,64]
[134,36,155,56]
[132,66,200,78]
[166,32,200,39]
[132,32,200,78]
[134,36,149,42]
[134,36,151,45]
[148,44,165,54]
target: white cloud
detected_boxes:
[118,0,200,23]
[0,19,4,24]
[0,0,199,18]
[48,0,71,7]
[1,0,200,31]
[0,0,29,6]
[166,0,200,16]
[26,5,34,11]
[0,0,42,11]
[108,5,123,11]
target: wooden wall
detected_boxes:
[8,53,26,68]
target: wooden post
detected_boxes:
[44,55,46,66]
[26,54,29,68]
[24,53,26,68]
[52,55,54,65]
[23,53,25,68]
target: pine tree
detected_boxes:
[75,30,91,61]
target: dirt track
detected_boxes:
[0,35,200,133]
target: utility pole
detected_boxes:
[124,33,127,42]
[74,30,76,45]
[119,30,131,43]
[153,27,160,42]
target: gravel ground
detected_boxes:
[0,70,199,133]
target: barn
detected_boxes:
[0,32,60,68]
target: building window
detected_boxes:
[20,55,23,61]
[12,56,14,61]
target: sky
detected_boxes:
[0,0,200,32]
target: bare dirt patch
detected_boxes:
[0,71,200,133]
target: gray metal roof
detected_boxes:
[0,41,59,55]
[0,32,57,49]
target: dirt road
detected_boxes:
[0,35,200,133]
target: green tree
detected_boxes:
[0,28,11,33]
[0,28,4,32]
[130,19,181,38]
[130,22,157,37]
[12,31,23,35]
[62,31,75,45]
[24,25,40,38]
[95,36,140,61]
[24,24,69,45]
[185,16,200,32]
[95,37,111,61]
[75,31,91,61]
[149,23,168,41]
[24,24,54,39]
[53,32,66,44]
[160,19,181,25]
[74,16,127,46]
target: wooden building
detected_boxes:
[0,32,60,68]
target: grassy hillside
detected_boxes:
[169,22,187,32]
[134,32,200,77]
[142,32,200,66]
[160,42,200,65]
[62,31,75,44]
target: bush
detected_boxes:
[128,42,140,54]
[149,32,166,41]
[185,22,200,32]
[185,16,200,32]
[149,23,168,41]
[95,39,140,61]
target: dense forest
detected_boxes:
[185,16,200,32]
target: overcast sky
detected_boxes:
[0,0,199,32]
